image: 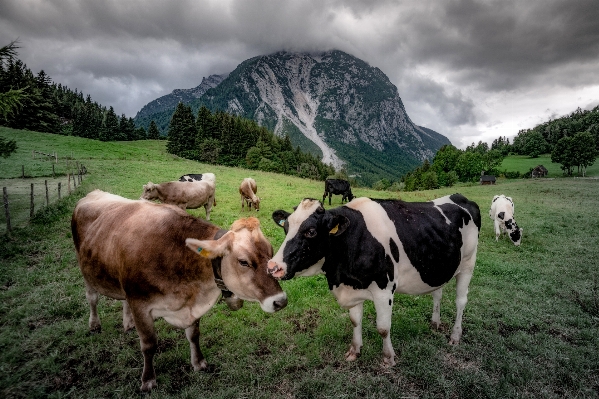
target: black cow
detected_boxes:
[323,179,354,205]
[268,194,481,366]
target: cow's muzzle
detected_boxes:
[267,260,286,279]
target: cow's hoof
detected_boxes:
[140,379,157,392]
[193,359,209,371]
[344,346,360,361]
[449,337,460,345]
[88,325,101,334]
[382,356,396,367]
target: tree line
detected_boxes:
[0,42,148,143]
[399,105,599,191]
[166,103,336,180]
[510,106,599,176]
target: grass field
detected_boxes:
[499,154,599,177]
[1,127,599,398]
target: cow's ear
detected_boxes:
[272,210,291,228]
[328,214,350,236]
[186,233,233,259]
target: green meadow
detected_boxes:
[1,127,598,398]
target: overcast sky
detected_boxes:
[1,0,598,148]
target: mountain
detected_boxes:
[134,74,227,131]
[135,51,451,184]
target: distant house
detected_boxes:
[480,175,496,185]
[532,165,548,178]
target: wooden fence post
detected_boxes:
[58,182,61,200]
[55,152,58,163]
[30,183,34,218]
[3,187,11,233]
[68,174,71,194]
[32,150,35,159]
[52,164,55,178]
[45,180,49,207]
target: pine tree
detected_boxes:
[167,102,196,156]
[117,114,128,140]
[100,106,119,141]
[196,105,212,142]
[147,120,161,140]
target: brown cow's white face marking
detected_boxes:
[186,218,287,313]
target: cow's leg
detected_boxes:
[373,294,396,366]
[84,280,101,332]
[122,300,135,332]
[205,197,213,221]
[241,195,244,211]
[130,306,158,391]
[494,220,501,241]
[344,302,364,361]
[430,287,443,329]
[328,193,332,206]
[449,270,473,345]
[185,319,208,371]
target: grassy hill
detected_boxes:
[499,154,599,177]
[1,127,598,398]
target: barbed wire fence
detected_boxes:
[1,152,87,234]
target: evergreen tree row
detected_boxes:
[166,103,335,180]
[0,56,147,141]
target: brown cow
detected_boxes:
[71,190,287,391]
[141,179,215,219]
[239,177,260,211]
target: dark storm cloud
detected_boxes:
[1,0,598,144]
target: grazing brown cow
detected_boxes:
[239,177,260,211]
[142,179,215,219]
[72,190,287,391]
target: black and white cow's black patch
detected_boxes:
[179,174,204,182]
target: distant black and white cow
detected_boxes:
[269,194,481,366]
[323,179,354,205]
[489,194,522,246]
[178,173,216,184]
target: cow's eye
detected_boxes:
[304,228,317,238]
[239,260,251,268]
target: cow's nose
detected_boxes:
[273,296,288,311]
[267,260,278,274]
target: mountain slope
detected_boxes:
[136,51,451,184]
[134,74,226,131]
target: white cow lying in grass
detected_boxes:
[489,194,523,246]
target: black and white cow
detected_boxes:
[178,173,216,184]
[323,179,354,205]
[268,194,481,366]
[489,194,522,245]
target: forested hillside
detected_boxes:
[0,48,144,141]
[165,103,335,180]
[400,105,599,191]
